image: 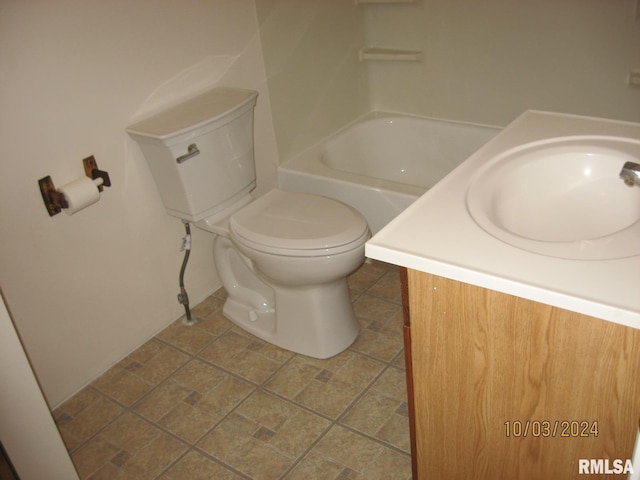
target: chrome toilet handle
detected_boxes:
[176,144,200,164]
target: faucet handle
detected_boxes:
[620,161,640,187]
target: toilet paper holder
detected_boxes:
[38,156,111,216]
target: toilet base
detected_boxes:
[222,297,276,335]
[222,279,359,359]
[213,234,361,358]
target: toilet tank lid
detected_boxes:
[230,189,370,252]
[126,87,258,140]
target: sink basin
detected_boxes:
[466,136,640,260]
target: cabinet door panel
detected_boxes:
[408,270,640,479]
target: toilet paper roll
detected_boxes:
[58,176,104,215]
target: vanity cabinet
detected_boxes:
[401,268,640,479]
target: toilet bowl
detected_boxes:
[202,189,369,358]
[126,87,370,358]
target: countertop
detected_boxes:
[365,110,640,330]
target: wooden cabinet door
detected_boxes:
[407,269,640,479]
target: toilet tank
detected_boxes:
[127,87,258,222]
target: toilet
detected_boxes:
[127,87,369,358]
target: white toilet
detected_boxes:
[127,87,369,358]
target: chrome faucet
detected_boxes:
[620,161,640,187]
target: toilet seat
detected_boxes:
[230,189,369,257]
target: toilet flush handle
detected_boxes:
[176,143,200,164]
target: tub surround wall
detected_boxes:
[0,0,279,407]
[255,0,370,162]
[260,0,640,166]
[366,0,640,125]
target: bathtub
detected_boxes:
[278,112,501,233]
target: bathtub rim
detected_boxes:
[278,111,503,233]
[279,110,502,198]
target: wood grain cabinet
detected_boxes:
[401,268,640,479]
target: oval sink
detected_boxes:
[466,136,640,260]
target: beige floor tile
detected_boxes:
[350,326,403,362]
[91,364,153,406]
[367,270,402,303]
[198,412,294,480]
[270,408,330,458]
[125,339,190,385]
[196,375,255,416]
[340,390,410,453]
[295,381,358,419]
[351,308,404,361]
[341,367,410,452]
[236,390,299,431]
[119,432,187,479]
[348,261,388,292]
[235,390,330,457]
[85,461,132,480]
[74,412,187,480]
[156,402,220,444]
[313,425,385,473]
[295,348,359,371]
[352,294,401,323]
[371,366,408,400]
[189,294,225,318]
[54,386,103,418]
[92,340,189,406]
[195,310,236,338]
[54,388,123,451]
[127,338,169,363]
[283,451,344,480]
[341,389,400,436]
[198,329,293,384]
[156,320,217,354]
[135,361,254,443]
[392,349,407,371]
[266,351,385,419]
[376,412,411,454]
[235,441,294,480]
[330,353,385,393]
[159,450,243,479]
[101,412,166,453]
[134,381,193,423]
[360,448,412,480]
[311,425,411,479]
[133,359,229,421]
[71,435,122,479]
[172,358,230,392]
[262,357,321,399]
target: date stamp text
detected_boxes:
[504,420,599,438]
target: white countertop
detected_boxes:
[366,110,640,330]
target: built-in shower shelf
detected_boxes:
[359,48,422,62]
[356,0,417,4]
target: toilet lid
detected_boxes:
[230,189,369,254]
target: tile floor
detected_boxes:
[53,261,412,479]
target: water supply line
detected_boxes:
[178,221,200,326]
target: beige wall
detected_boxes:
[0,0,278,407]
[365,0,640,125]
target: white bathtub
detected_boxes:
[278,112,501,233]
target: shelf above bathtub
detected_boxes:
[359,48,422,62]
